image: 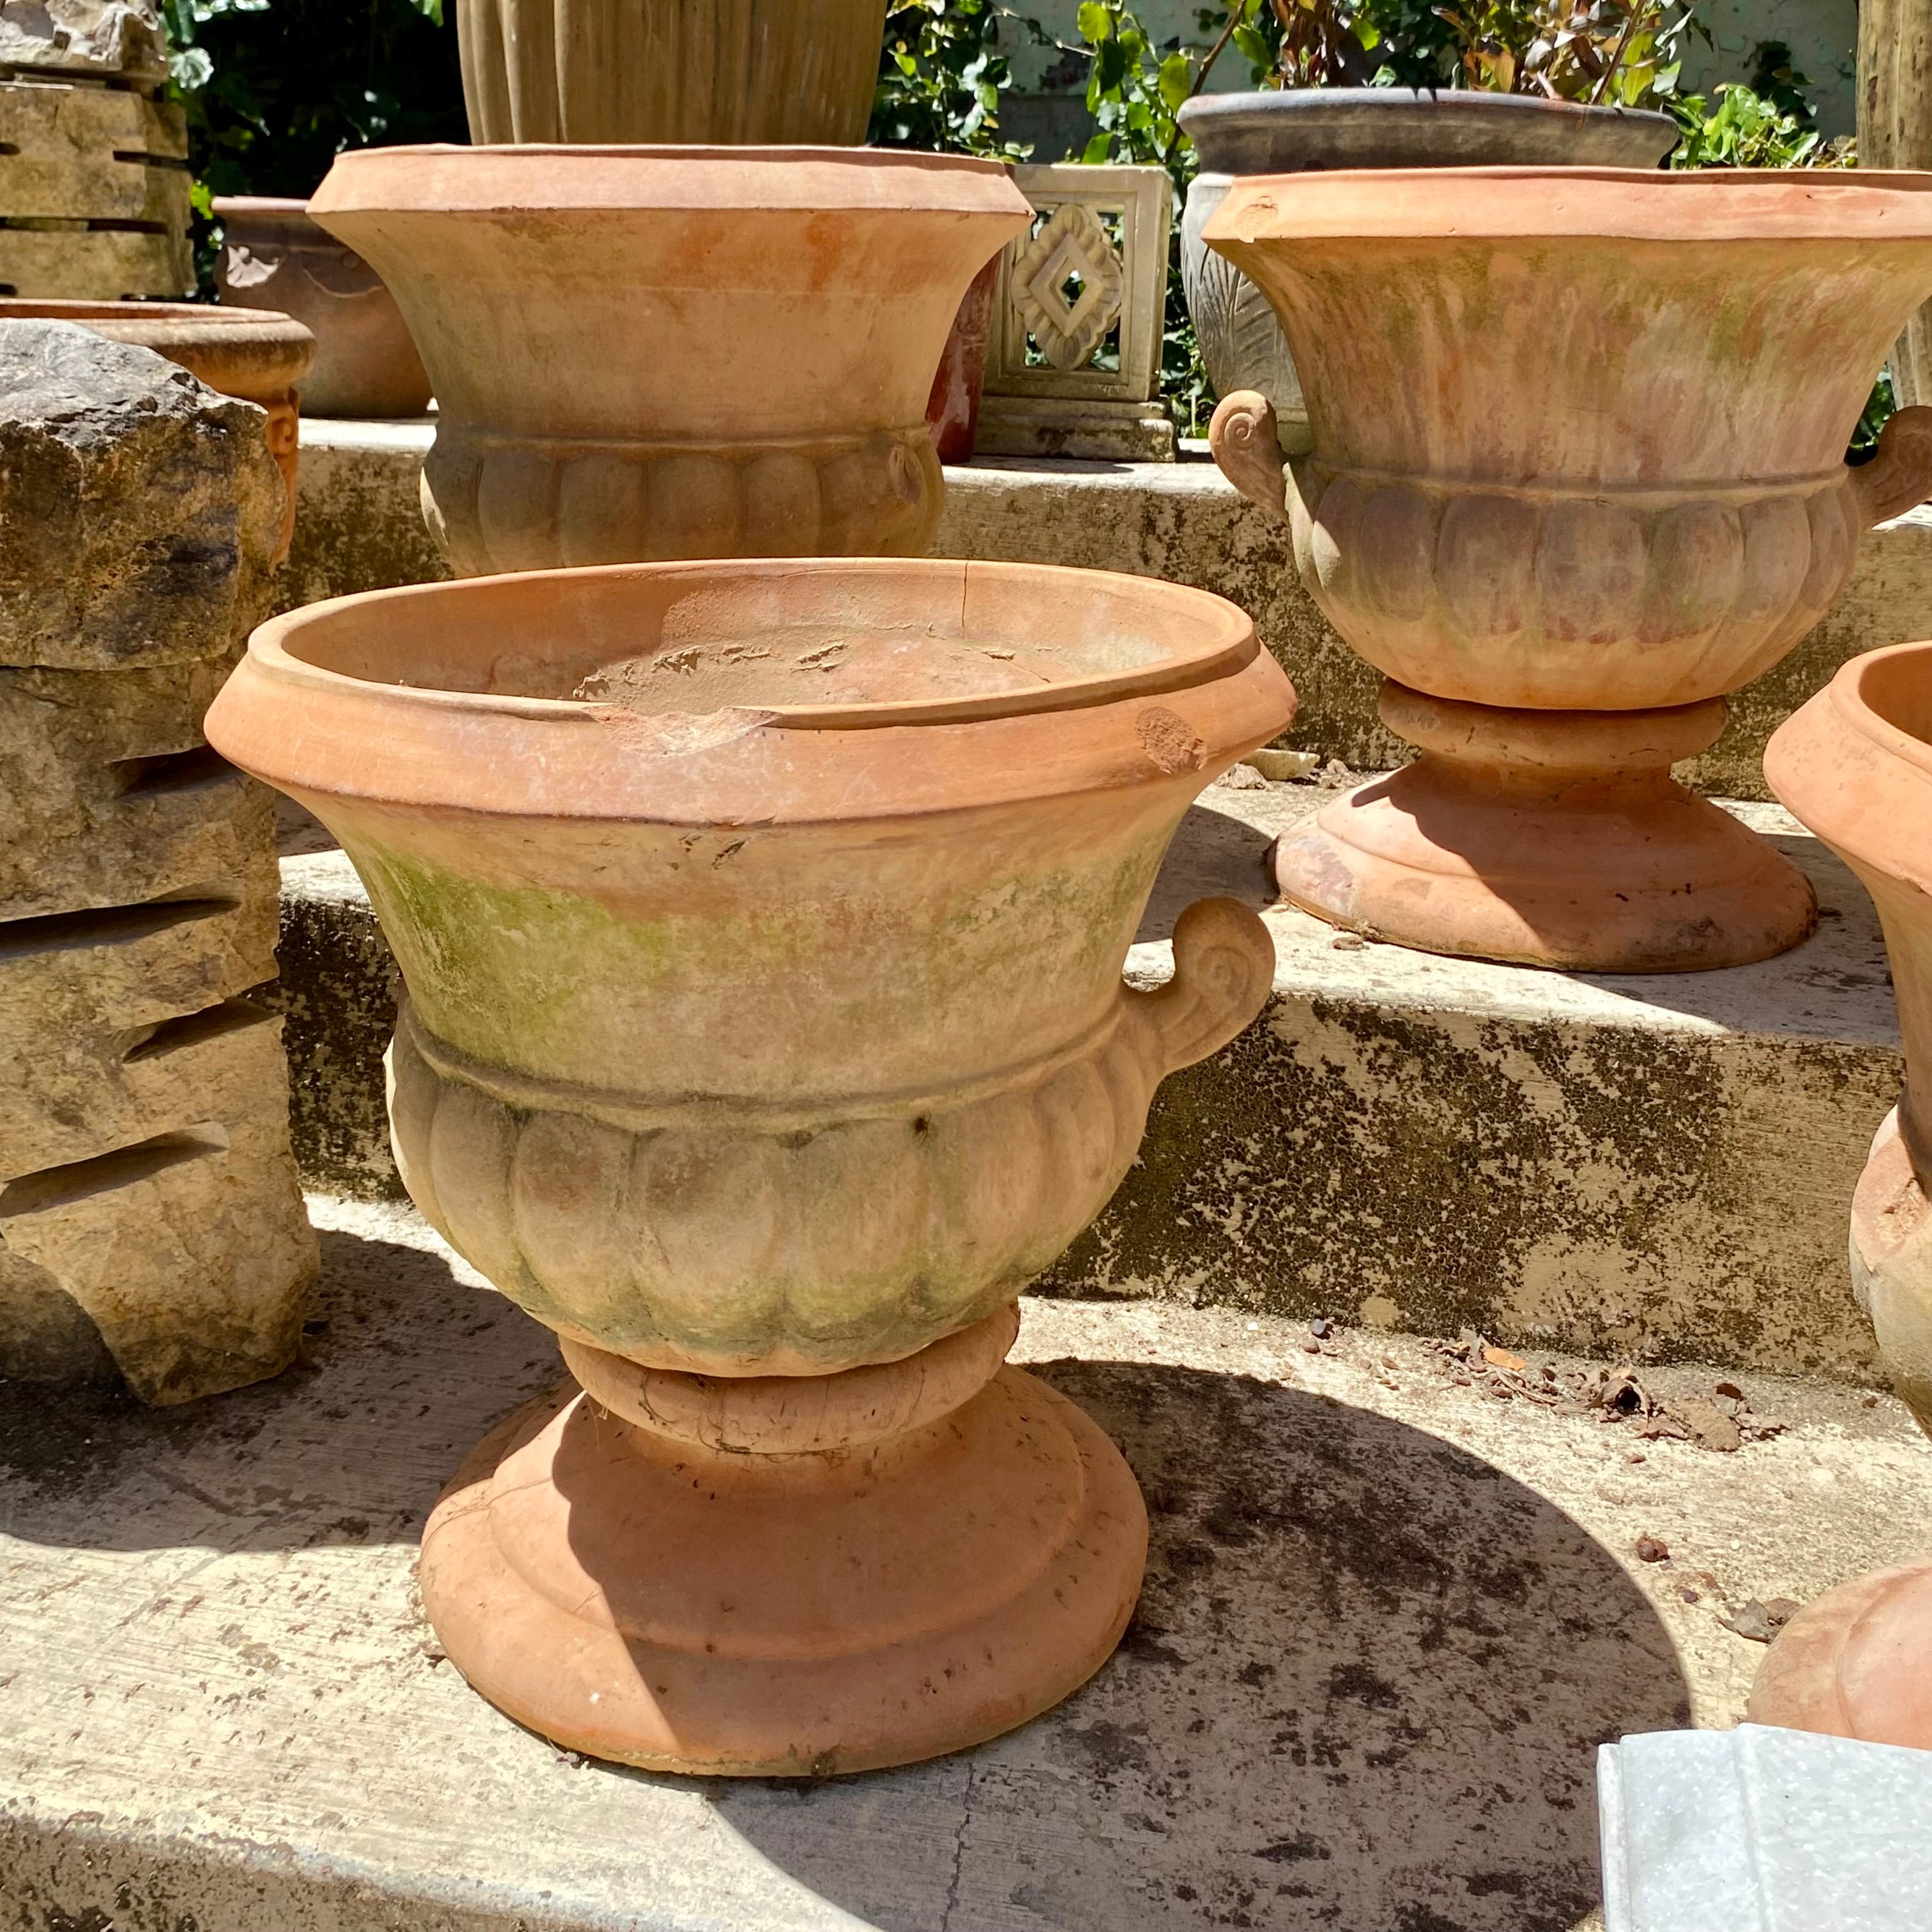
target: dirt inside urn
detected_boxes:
[283,565,1221,713]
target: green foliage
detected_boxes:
[871,0,1038,157]
[161,0,466,207]
[1666,40,1854,168]
[1202,0,1697,103]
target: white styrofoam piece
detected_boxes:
[1599,1723,1932,1931]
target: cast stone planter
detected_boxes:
[307,146,1030,576]
[456,0,890,145]
[1206,166,1932,973]
[205,555,1296,1776]
[1178,88,1678,451]
[1749,639,1932,1750]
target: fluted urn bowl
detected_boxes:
[1207,167,1932,973]
[206,556,1295,1777]
[308,146,1031,577]
[1750,638,1932,1750]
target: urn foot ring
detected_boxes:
[1746,1559,1932,1748]
[419,1359,1148,1777]
[1271,691,1818,973]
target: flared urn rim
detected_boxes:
[309,141,1029,221]
[210,556,1283,826]
[1205,164,1932,244]
[0,298,315,399]
[1766,637,1932,887]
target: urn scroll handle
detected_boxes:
[1124,896,1277,1076]
[1208,390,1288,521]
[1852,405,1932,527]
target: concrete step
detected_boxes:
[274,774,1900,1382]
[3,1193,1928,1932]
[286,418,1932,805]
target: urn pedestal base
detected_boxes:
[1747,1560,1932,1748]
[419,1307,1149,1777]
[1271,683,1818,973]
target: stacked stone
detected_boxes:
[0,0,193,297]
[0,321,315,1403]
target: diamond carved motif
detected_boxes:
[1010,201,1126,372]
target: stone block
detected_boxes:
[0,657,270,918]
[0,0,171,81]
[0,218,192,300]
[0,322,280,667]
[0,1093,313,1404]
[0,77,189,223]
[0,883,278,1176]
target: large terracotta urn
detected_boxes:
[214,197,432,420]
[1748,638,1932,1748]
[0,296,313,563]
[205,555,1296,1775]
[307,146,1030,576]
[1205,168,1932,973]
[456,0,889,145]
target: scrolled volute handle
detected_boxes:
[1209,390,1288,521]
[1126,896,1275,1077]
[1854,404,1932,528]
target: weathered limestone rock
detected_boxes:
[0,658,268,917]
[0,323,312,1401]
[0,323,282,668]
[0,0,170,79]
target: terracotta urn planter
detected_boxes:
[205,555,1296,1775]
[1178,90,1677,453]
[308,146,1030,576]
[1748,638,1932,1748]
[1205,167,1932,972]
[456,0,889,145]
[926,255,1000,464]
[214,197,431,420]
[0,296,313,563]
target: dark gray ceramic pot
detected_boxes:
[1179,89,1680,449]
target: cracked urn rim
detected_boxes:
[1205,166,1932,973]
[205,556,1296,1774]
[306,145,1032,577]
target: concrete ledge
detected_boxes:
[4,1194,1929,1932]
[289,419,1932,804]
[274,780,1902,1382]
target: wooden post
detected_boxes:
[1863,0,1932,403]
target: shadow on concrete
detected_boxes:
[1137,802,1278,944]
[697,1358,1687,1932]
[0,1223,561,1554]
[0,1224,1684,1931]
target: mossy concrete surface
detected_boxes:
[276,780,1902,1380]
[3,1194,1928,1932]
[288,421,1932,803]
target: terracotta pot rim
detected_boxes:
[0,299,316,392]
[1824,638,1932,777]
[310,143,1025,218]
[249,555,1260,734]
[1208,166,1932,244]
[213,195,316,216]
[0,297,309,332]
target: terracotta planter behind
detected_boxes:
[214,197,431,419]
[0,297,313,563]
[1748,639,1932,1750]
[309,145,1030,575]
[456,0,890,144]
[206,555,1295,1778]
[1178,90,1679,450]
